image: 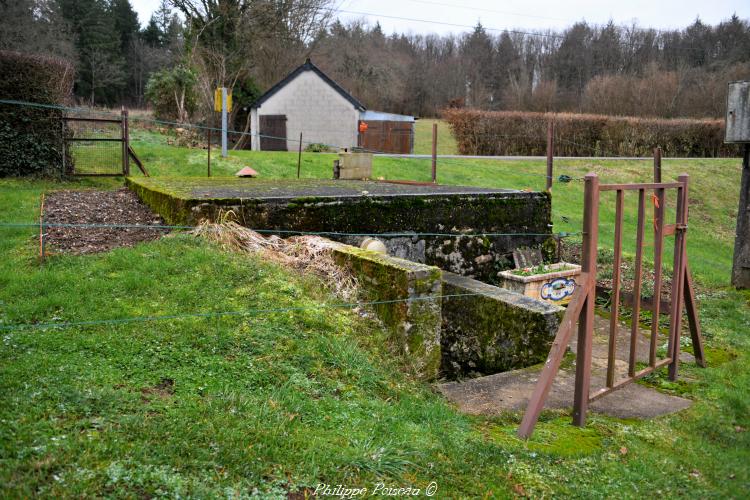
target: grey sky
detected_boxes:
[130,0,750,34]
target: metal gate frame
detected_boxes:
[63,108,130,176]
[518,172,706,438]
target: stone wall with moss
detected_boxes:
[441,271,563,378]
[329,244,443,380]
[126,177,553,284]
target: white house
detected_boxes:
[250,59,415,153]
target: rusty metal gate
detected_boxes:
[63,108,130,176]
[518,172,706,438]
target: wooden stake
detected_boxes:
[297,132,303,178]
[546,120,554,191]
[431,123,437,183]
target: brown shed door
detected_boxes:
[358,120,413,154]
[259,115,287,151]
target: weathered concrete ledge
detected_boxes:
[328,243,443,380]
[126,177,553,283]
[441,271,564,378]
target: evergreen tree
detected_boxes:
[109,0,140,52]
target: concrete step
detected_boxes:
[438,314,694,420]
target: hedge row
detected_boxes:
[0,51,74,177]
[443,109,740,158]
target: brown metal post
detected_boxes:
[629,189,646,377]
[518,275,594,438]
[207,128,211,177]
[668,175,689,380]
[683,260,706,367]
[546,120,554,191]
[572,173,599,426]
[122,107,130,176]
[297,132,303,178]
[653,147,662,183]
[431,122,437,183]
[607,189,624,387]
[61,117,67,176]
[650,186,666,367]
[39,193,45,264]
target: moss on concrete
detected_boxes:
[329,244,442,380]
[441,271,563,377]
[127,176,552,283]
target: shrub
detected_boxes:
[145,66,197,122]
[304,143,333,153]
[0,50,74,177]
[443,109,740,158]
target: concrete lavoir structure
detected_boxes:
[125,178,554,284]
[125,177,559,380]
[250,59,415,153]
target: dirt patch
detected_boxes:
[43,188,169,254]
[140,378,175,400]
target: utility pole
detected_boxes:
[726,81,750,288]
[733,144,750,287]
[221,87,228,158]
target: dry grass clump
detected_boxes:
[192,217,358,300]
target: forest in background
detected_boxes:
[1,0,749,125]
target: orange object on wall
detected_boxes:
[358,121,368,133]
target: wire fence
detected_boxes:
[0,292,491,333]
[0,218,579,334]
[1,97,705,188]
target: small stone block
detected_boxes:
[513,248,543,268]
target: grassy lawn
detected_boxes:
[413,118,458,155]
[2,128,750,496]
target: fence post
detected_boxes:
[572,172,599,426]
[297,132,303,178]
[61,116,66,176]
[653,146,662,183]
[668,174,689,381]
[431,122,437,183]
[732,144,750,288]
[546,120,554,191]
[39,193,45,264]
[122,107,130,176]
[207,127,211,177]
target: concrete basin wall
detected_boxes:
[329,243,443,381]
[441,271,563,378]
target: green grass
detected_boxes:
[413,118,458,155]
[2,128,750,496]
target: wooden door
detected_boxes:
[358,120,413,154]
[259,115,287,151]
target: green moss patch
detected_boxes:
[483,417,604,457]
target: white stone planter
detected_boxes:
[499,263,582,306]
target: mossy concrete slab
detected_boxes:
[127,177,516,200]
[126,177,553,283]
[438,315,693,419]
[441,272,563,378]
